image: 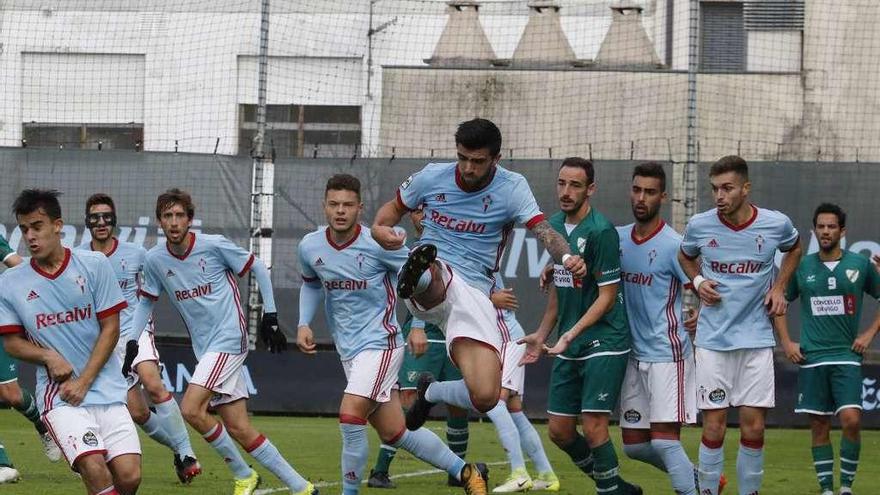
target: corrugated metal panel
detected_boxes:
[744,1,805,31]
[700,2,746,72]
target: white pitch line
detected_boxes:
[254,460,509,494]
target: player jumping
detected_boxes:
[678,155,802,495]
[370,120,585,468]
[774,203,879,495]
[128,188,313,495]
[79,193,200,483]
[0,189,141,495]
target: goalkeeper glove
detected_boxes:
[121,339,139,376]
[260,312,287,353]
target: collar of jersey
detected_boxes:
[31,247,71,280]
[717,203,758,232]
[326,224,361,251]
[91,237,119,258]
[631,220,665,245]
[167,232,196,260]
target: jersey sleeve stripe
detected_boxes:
[225,271,248,353]
[679,246,699,260]
[0,324,25,335]
[1,252,14,263]
[237,253,256,277]
[778,235,800,252]
[597,278,621,287]
[525,213,545,230]
[396,189,414,211]
[97,301,128,320]
[138,289,159,301]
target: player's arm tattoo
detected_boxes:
[532,220,570,263]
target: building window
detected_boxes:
[700,2,746,72]
[22,123,143,150]
[239,105,361,159]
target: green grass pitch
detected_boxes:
[0,410,877,494]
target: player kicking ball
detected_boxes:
[297,174,489,495]
[0,189,141,495]
[371,119,584,455]
[775,203,879,495]
[79,193,200,483]
[127,188,313,495]
[679,156,802,495]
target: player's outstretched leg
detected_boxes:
[0,439,20,484]
[0,381,61,462]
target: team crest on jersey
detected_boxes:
[198,257,207,273]
[356,253,366,271]
[707,238,719,248]
[755,234,765,253]
[26,290,39,301]
[482,195,493,212]
[846,269,860,283]
[120,258,127,272]
[74,275,86,294]
[709,388,726,404]
[400,175,414,190]
[648,249,657,265]
[577,237,587,253]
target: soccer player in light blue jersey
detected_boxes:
[128,189,312,495]
[79,193,200,484]
[297,174,489,495]
[679,156,802,495]
[371,119,585,443]
[0,189,140,495]
[616,163,704,494]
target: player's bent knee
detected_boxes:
[113,467,142,493]
[547,423,576,447]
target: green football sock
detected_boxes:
[372,444,397,473]
[840,436,860,488]
[811,444,834,492]
[592,440,623,493]
[560,434,595,478]
[0,440,12,467]
[13,388,46,434]
[446,416,469,459]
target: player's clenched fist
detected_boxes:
[695,277,722,306]
[563,254,587,278]
[59,377,89,407]
[43,349,73,383]
[370,225,406,250]
[296,325,317,355]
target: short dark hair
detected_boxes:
[813,202,846,228]
[86,193,116,216]
[709,155,749,180]
[13,189,63,221]
[632,161,666,192]
[455,118,502,157]
[155,188,195,219]
[560,157,595,185]
[325,174,361,200]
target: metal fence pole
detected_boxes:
[247,0,274,350]
[682,0,700,309]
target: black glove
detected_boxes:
[121,339,139,376]
[259,312,287,353]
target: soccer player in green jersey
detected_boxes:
[519,157,641,495]
[775,203,880,495]
[0,234,63,483]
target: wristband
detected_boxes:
[692,275,707,291]
[562,254,572,264]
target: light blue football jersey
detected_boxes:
[491,272,526,342]
[140,232,254,358]
[681,206,799,350]
[397,162,544,293]
[77,238,149,341]
[618,222,692,362]
[0,248,128,413]
[298,224,406,361]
